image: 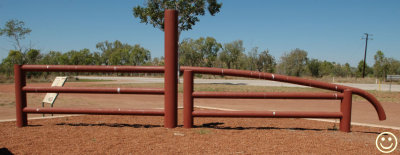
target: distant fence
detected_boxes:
[386,75,400,81]
[386,75,400,92]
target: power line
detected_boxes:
[361,33,373,78]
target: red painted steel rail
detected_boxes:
[22,87,164,94]
[181,67,386,132]
[21,65,164,73]
[14,64,168,128]
[23,108,164,116]
[193,92,343,99]
[192,111,343,118]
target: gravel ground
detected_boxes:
[1,110,399,154]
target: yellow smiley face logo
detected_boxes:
[376,132,398,153]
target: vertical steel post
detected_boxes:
[14,65,27,127]
[164,10,178,128]
[183,70,194,128]
[340,89,352,132]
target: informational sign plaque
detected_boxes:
[42,77,67,105]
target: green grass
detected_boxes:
[196,129,212,135]
[0,101,15,107]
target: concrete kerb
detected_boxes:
[0,115,81,123]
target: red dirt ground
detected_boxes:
[1,111,400,154]
[1,82,399,154]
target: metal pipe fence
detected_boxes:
[182,68,385,132]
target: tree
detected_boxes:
[130,44,151,66]
[196,37,221,67]
[343,63,354,77]
[25,49,41,64]
[133,0,222,35]
[1,50,24,76]
[41,51,63,65]
[60,49,94,65]
[110,48,130,65]
[257,49,276,73]
[319,61,334,77]
[92,52,103,65]
[307,59,321,77]
[386,58,400,75]
[96,40,122,65]
[373,50,389,79]
[247,47,258,71]
[133,1,222,79]
[278,48,308,76]
[219,40,245,69]
[152,57,165,66]
[331,63,347,77]
[179,37,221,67]
[96,40,151,66]
[0,19,32,52]
[357,60,372,77]
[179,38,202,66]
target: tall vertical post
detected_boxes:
[14,64,27,127]
[183,70,194,128]
[164,10,178,128]
[362,33,369,78]
[340,89,352,132]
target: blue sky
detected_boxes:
[1,0,399,66]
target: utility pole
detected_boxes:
[361,33,373,78]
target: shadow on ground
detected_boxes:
[53,122,381,134]
[26,124,42,127]
[196,122,381,134]
[0,148,13,155]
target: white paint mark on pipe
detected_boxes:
[272,74,275,80]
[117,88,120,94]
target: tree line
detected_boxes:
[1,18,399,79]
[178,37,400,79]
[1,36,399,79]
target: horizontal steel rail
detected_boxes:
[23,87,165,94]
[192,110,343,118]
[21,65,165,73]
[23,107,165,116]
[181,66,386,121]
[192,92,343,99]
[14,64,169,128]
